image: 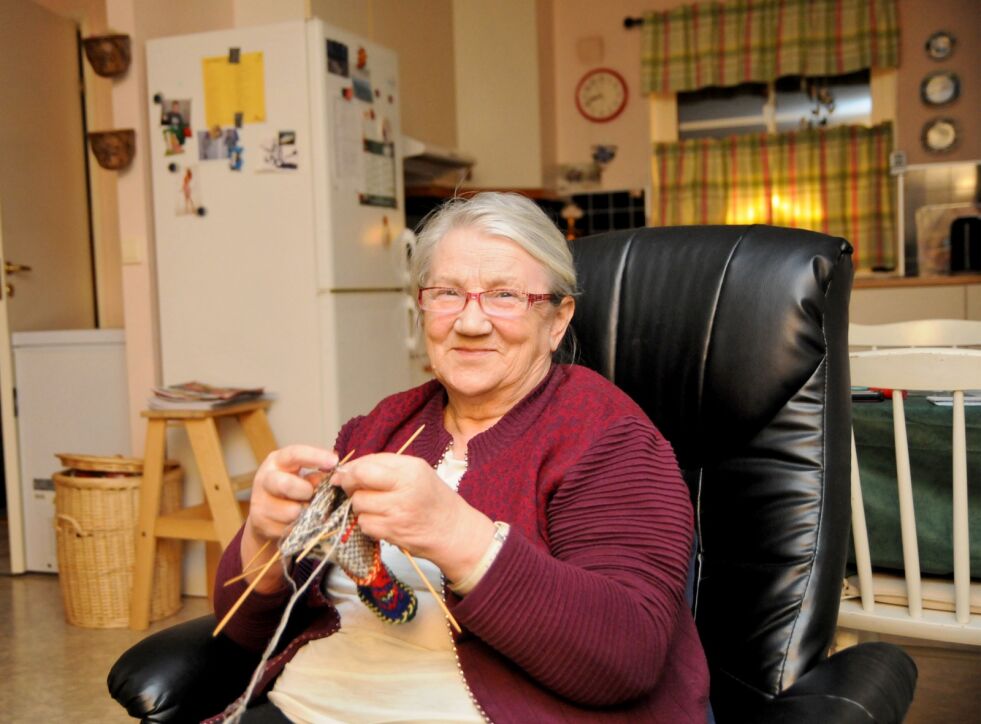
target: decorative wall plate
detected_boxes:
[920,71,960,106]
[925,31,955,60]
[921,118,958,154]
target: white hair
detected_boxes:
[410,192,577,300]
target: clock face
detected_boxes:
[575,68,628,123]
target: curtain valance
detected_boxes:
[652,122,895,271]
[642,0,900,94]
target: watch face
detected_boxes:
[925,31,955,60]
[575,68,628,123]
[921,71,960,106]
[922,118,958,153]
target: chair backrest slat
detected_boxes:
[891,394,923,618]
[849,431,876,611]
[952,392,970,624]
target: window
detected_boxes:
[678,70,872,140]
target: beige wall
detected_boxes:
[453,0,542,187]
[548,0,680,192]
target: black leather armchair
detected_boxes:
[109,225,917,723]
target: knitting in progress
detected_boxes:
[216,425,452,721]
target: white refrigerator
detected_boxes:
[146,21,414,593]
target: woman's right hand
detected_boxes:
[239,445,338,591]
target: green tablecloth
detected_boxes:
[852,395,981,579]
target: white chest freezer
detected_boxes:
[12,329,131,572]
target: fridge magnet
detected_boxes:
[202,51,266,128]
[160,98,191,155]
[258,130,298,171]
[176,166,202,216]
[327,39,349,76]
[227,129,244,171]
[352,47,373,103]
[198,126,225,160]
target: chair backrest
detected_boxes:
[569,225,853,715]
[843,347,981,645]
[850,319,981,348]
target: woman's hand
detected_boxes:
[240,445,337,591]
[331,453,496,583]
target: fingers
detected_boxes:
[264,468,317,503]
[266,444,338,474]
[332,453,424,495]
[246,445,338,543]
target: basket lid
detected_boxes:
[54,453,177,474]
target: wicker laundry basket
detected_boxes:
[53,454,183,628]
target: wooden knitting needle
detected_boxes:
[294,526,343,563]
[241,539,270,571]
[402,548,461,633]
[220,450,356,587]
[387,425,463,633]
[213,551,280,636]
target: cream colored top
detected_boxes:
[269,452,483,723]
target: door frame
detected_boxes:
[0,200,26,573]
[2,0,122,573]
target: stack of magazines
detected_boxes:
[148,381,266,410]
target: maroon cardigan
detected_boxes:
[213,364,709,722]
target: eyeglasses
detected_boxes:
[417,287,554,319]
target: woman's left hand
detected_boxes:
[331,453,496,582]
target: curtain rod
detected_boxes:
[623,17,644,29]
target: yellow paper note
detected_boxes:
[202,52,266,128]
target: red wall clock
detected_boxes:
[575,68,628,123]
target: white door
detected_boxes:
[0,0,97,573]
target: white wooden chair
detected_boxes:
[842,322,981,645]
[850,319,981,349]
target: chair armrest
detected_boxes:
[755,642,917,724]
[107,615,261,723]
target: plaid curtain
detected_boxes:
[642,0,900,93]
[652,122,896,270]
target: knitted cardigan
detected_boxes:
[212,364,710,722]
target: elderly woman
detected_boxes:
[215,192,709,722]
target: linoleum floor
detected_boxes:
[0,572,209,723]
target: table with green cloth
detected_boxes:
[851,394,981,579]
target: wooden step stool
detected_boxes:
[129,399,277,630]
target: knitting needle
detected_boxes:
[241,540,270,571]
[294,526,343,563]
[220,449,357,586]
[213,551,281,636]
[402,549,461,633]
[221,530,338,587]
[387,425,462,633]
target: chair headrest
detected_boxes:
[570,225,852,468]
